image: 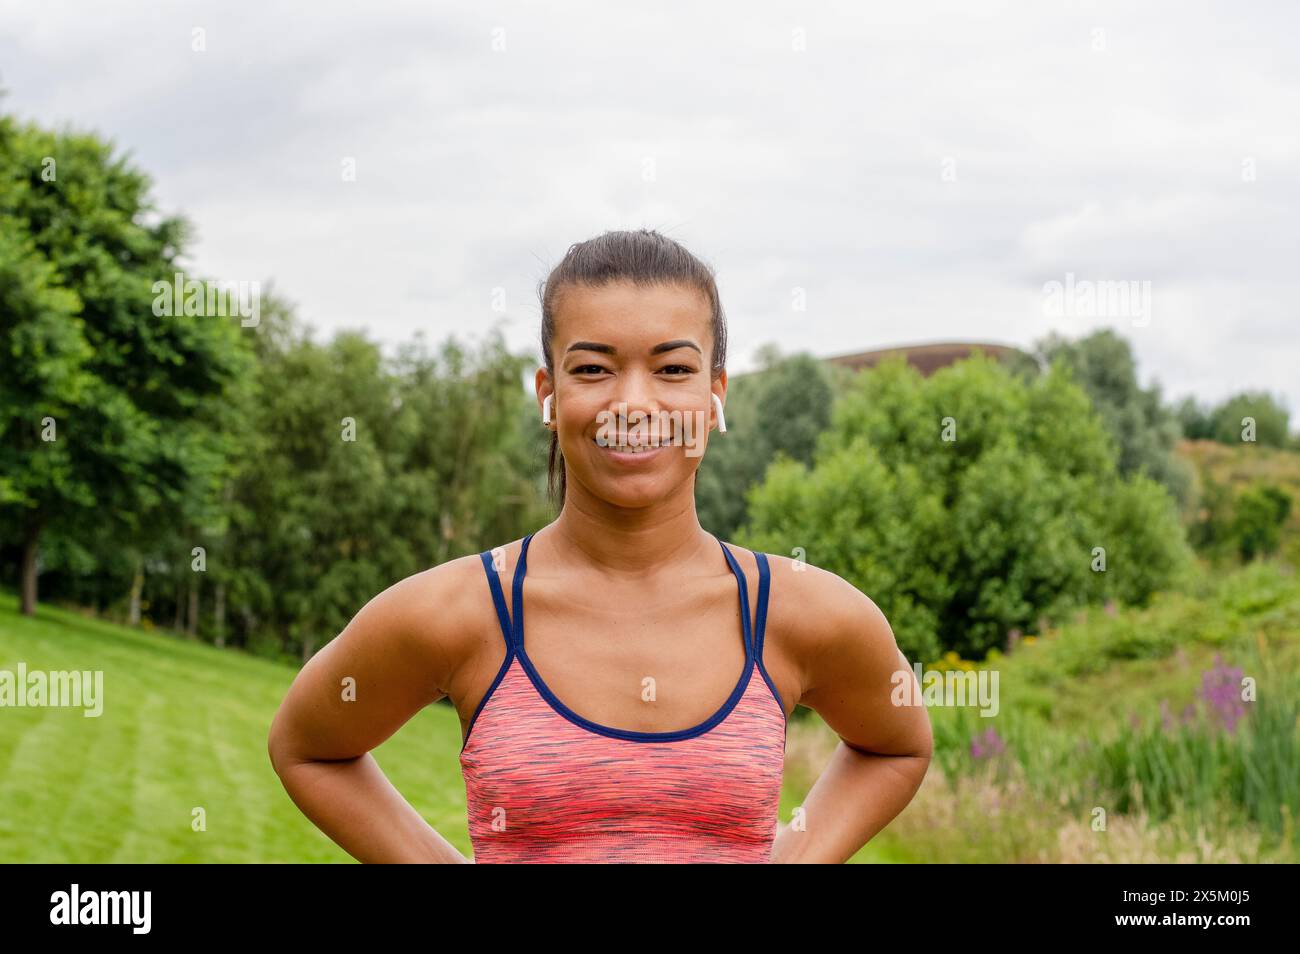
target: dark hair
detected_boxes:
[537,228,727,509]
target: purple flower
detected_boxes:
[1159,699,1174,733]
[969,727,1006,760]
[1200,653,1247,734]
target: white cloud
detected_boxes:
[2,0,1296,414]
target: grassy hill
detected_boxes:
[1178,438,1300,565]
[1179,438,1300,498]
[0,594,470,862]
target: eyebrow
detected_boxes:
[565,339,702,357]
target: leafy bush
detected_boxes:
[1177,391,1292,448]
[738,352,1195,659]
[1232,484,1293,561]
[1018,329,1192,504]
[696,347,834,539]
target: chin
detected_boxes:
[598,481,671,510]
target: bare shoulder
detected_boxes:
[758,551,899,700]
[267,547,502,767]
[365,549,497,676]
[759,551,928,758]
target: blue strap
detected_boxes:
[716,537,755,659]
[753,551,771,659]
[511,532,534,650]
[479,548,513,648]
[492,533,759,660]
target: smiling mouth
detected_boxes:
[591,436,671,454]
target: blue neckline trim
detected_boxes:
[510,531,756,743]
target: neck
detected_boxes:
[540,479,718,580]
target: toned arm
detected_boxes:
[266,556,479,863]
[769,560,933,863]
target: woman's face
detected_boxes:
[541,280,725,509]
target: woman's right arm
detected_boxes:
[267,556,480,863]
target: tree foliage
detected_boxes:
[1013,329,1193,504]
[737,353,1195,661]
[0,114,248,614]
[1176,391,1293,449]
[696,346,834,539]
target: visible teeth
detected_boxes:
[596,440,661,453]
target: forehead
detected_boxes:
[553,281,712,350]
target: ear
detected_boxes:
[536,367,556,429]
[711,393,727,433]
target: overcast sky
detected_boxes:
[3,0,1297,414]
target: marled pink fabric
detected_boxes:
[460,658,787,863]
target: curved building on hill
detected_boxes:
[822,340,1033,377]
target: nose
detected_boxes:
[605,369,665,440]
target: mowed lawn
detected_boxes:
[0,594,842,863]
[0,594,471,862]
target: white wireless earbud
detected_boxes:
[542,394,553,425]
[712,393,727,433]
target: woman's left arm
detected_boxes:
[769,569,932,863]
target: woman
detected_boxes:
[267,229,932,863]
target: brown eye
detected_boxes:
[572,364,606,375]
[661,365,694,375]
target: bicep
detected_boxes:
[268,571,457,767]
[798,579,932,759]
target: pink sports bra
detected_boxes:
[459,532,788,863]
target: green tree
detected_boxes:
[1173,395,1215,440]
[696,346,834,539]
[1021,329,1192,504]
[1209,392,1291,448]
[0,114,248,614]
[1175,392,1292,448]
[737,353,1193,660]
[1231,484,1293,561]
[214,316,546,660]
[0,218,91,613]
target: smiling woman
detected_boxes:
[535,230,729,509]
[268,228,933,865]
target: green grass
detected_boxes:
[856,558,1300,862]
[0,593,470,862]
